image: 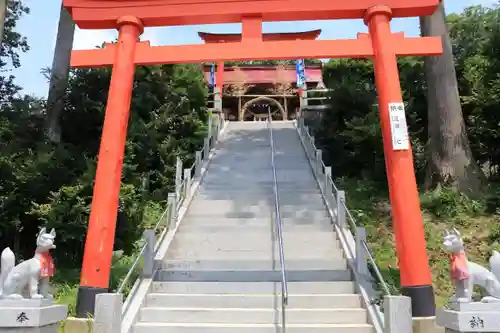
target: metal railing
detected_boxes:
[296,115,391,297]
[207,89,222,111]
[117,113,226,315]
[300,88,331,109]
[267,108,288,332]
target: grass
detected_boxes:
[53,200,166,317]
[53,253,140,317]
[338,178,500,307]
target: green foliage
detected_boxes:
[420,187,484,219]
[51,252,141,316]
[315,59,425,182]
[0,0,209,267]
[312,5,500,188]
[340,178,500,306]
[24,63,208,267]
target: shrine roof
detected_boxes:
[198,30,321,43]
[202,64,322,84]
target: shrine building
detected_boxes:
[199,30,325,121]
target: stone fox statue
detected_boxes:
[0,228,56,299]
[443,228,500,302]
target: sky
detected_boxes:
[11,0,496,97]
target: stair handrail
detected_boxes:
[116,113,225,302]
[267,109,288,333]
[340,198,391,295]
[296,115,391,297]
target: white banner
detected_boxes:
[388,102,409,150]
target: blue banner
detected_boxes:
[296,59,306,88]
[209,63,215,87]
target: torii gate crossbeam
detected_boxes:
[63,0,442,319]
[70,35,442,67]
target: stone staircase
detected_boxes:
[131,121,374,333]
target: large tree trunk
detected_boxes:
[45,4,75,143]
[0,0,7,45]
[420,0,485,196]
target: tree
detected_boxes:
[0,0,7,45]
[45,3,75,143]
[447,6,500,177]
[419,0,485,196]
[0,0,28,70]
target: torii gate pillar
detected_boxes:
[75,15,143,317]
[365,5,434,315]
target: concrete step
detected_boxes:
[184,208,329,219]
[177,217,335,231]
[197,187,322,195]
[151,281,357,294]
[208,155,309,163]
[169,231,340,247]
[198,183,319,191]
[159,259,346,271]
[139,307,367,324]
[207,162,311,171]
[187,200,326,213]
[205,170,314,178]
[180,215,332,226]
[177,223,334,233]
[155,269,351,282]
[193,192,325,201]
[171,225,340,236]
[133,322,374,333]
[167,234,343,258]
[165,246,344,261]
[201,178,317,187]
[145,293,362,308]
[212,148,306,155]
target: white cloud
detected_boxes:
[141,27,162,46]
[73,26,162,50]
[73,28,117,50]
[470,0,497,5]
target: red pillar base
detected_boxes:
[76,286,108,317]
[402,285,436,317]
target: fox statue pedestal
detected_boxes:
[436,228,500,332]
[0,299,67,333]
[437,302,500,333]
[0,228,68,332]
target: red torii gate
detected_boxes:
[63,0,442,318]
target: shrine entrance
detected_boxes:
[242,96,285,121]
[64,0,443,318]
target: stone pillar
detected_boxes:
[94,294,122,333]
[384,296,412,333]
